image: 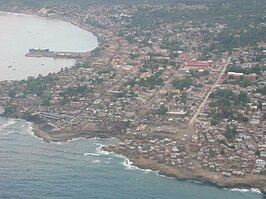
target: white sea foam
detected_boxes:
[2,119,17,128]
[92,160,101,163]
[84,152,101,157]
[91,137,101,140]
[156,173,175,179]
[26,124,45,142]
[121,157,159,175]
[94,145,158,174]
[122,158,134,169]
[66,137,86,142]
[1,131,14,135]
[94,143,104,146]
[51,141,64,145]
[96,144,112,156]
[186,180,203,184]
[230,188,262,194]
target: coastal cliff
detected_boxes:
[104,146,266,195]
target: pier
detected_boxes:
[25,48,90,59]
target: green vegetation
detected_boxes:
[172,77,193,90]
[97,69,111,75]
[160,39,180,51]
[190,69,209,78]
[226,65,262,76]
[8,90,17,98]
[256,85,266,95]
[223,76,253,88]
[91,47,101,57]
[209,89,250,123]
[114,92,126,98]
[21,76,55,97]
[85,19,105,29]
[180,92,188,104]
[4,106,17,114]
[61,85,88,97]
[127,75,164,90]
[41,99,52,106]
[92,77,105,85]
[224,125,237,140]
[155,104,168,115]
[219,140,235,149]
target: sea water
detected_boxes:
[0,118,263,199]
[0,12,98,81]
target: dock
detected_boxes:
[25,48,90,59]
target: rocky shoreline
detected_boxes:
[2,113,266,195]
[24,121,266,195]
[31,121,118,143]
[20,119,266,195]
[104,146,266,195]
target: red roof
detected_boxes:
[257,42,266,45]
[187,61,209,66]
[185,61,210,69]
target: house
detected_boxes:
[227,72,244,79]
[184,61,211,70]
[257,42,266,48]
[255,159,265,168]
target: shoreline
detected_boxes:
[0,10,100,54]
[104,146,266,195]
[1,115,265,196]
[0,8,265,197]
[24,119,266,196]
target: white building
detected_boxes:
[255,159,265,168]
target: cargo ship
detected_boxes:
[29,48,50,53]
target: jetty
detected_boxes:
[25,48,90,59]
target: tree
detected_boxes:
[172,77,193,90]
[180,92,187,104]
[156,104,168,115]
[42,99,51,106]
[238,91,249,105]
[4,106,17,114]
[221,148,225,155]
[224,125,237,140]
[8,90,16,98]
[255,150,261,157]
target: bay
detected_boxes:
[0,12,98,81]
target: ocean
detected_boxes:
[0,118,263,199]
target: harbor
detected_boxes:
[25,48,91,59]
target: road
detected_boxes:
[188,58,230,125]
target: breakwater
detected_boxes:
[25,49,90,59]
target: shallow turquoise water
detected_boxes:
[0,118,264,199]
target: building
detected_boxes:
[227,72,244,79]
[184,61,211,70]
[255,159,265,168]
